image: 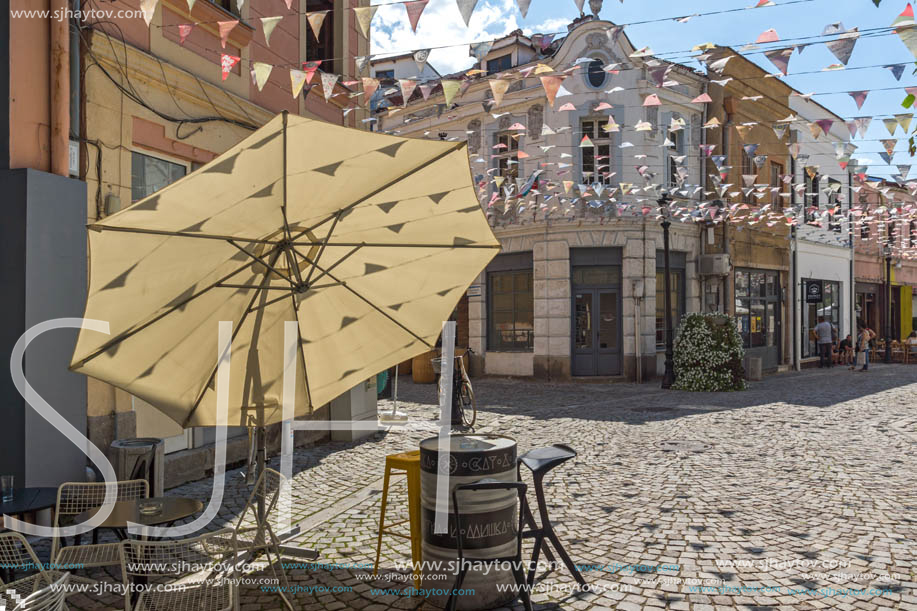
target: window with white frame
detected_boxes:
[580,119,612,185]
[665,114,686,188]
[493,131,519,184]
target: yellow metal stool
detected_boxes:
[374,450,422,589]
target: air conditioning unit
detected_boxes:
[698,253,730,276]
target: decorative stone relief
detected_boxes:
[467,119,481,153]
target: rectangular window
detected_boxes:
[306,0,334,64]
[212,0,240,16]
[488,270,534,351]
[770,161,783,207]
[131,151,187,202]
[375,69,394,81]
[486,54,512,75]
[666,129,682,188]
[734,269,779,350]
[861,220,870,240]
[580,119,612,185]
[494,131,519,184]
[656,269,685,348]
[801,279,841,358]
[910,221,916,247]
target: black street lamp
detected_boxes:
[659,192,676,388]
[884,243,893,363]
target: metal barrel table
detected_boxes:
[419,435,518,610]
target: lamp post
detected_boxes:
[659,192,676,388]
[884,243,893,363]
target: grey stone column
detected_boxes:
[534,239,571,379]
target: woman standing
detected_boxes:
[854,326,875,372]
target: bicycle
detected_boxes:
[432,349,476,429]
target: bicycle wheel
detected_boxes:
[459,381,476,427]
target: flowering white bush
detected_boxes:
[671,313,746,392]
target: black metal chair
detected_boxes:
[517,444,586,587]
[444,479,532,611]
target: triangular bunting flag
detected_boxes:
[764,47,793,76]
[880,139,897,156]
[404,0,429,32]
[399,79,418,105]
[845,120,858,139]
[895,112,913,132]
[355,56,371,74]
[362,77,379,101]
[540,75,564,107]
[642,94,661,106]
[517,0,532,18]
[321,72,339,100]
[854,116,872,137]
[419,83,434,100]
[849,90,868,110]
[885,63,906,80]
[178,23,192,45]
[220,54,240,80]
[823,22,860,65]
[218,20,238,49]
[815,119,833,135]
[414,49,431,73]
[353,6,377,40]
[303,61,321,84]
[470,41,494,61]
[252,62,272,91]
[261,16,282,46]
[489,79,510,106]
[773,124,788,140]
[884,117,899,135]
[456,0,479,26]
[290,70,307,98]
[441,79,461,106]
[186,0,196,11]
[307,11,329,40]
[140,0,158,27]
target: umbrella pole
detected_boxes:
[257,424,266,525]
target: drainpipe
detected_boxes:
[722,107,732,314]
[69,0,80,141]
[634,280,642,383]
[699,81,708,309]
[50,0,70,176]
[790,130,798,370]
[848,171,855,338]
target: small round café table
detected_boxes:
[0,487,57,517]
[74,496,204,541]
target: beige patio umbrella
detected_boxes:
[70,112,500,433]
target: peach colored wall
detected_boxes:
[132,116,217,164]
[9,0,51,171]
[250,1,299,114]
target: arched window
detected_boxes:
[586,59,606,89]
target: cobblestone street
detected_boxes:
[57,365,915,610]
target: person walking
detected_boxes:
[855,326,875,372]
[814,316,834,368]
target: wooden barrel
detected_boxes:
[419,435,518,610]
[412,349,437,384]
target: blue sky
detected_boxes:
[371,0,917,178]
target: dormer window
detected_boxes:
[586,58,606,88]
[487,54,513,75]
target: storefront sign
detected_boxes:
[805,280,823,303]
[466,285,482,297]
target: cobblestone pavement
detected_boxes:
[33,365,917,610]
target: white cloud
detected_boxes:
[371,0,570,76]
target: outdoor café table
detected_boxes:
[74,496,204,541]
[0,487,57,518]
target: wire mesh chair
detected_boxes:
[0,531,55,600]
[120,528,238,611]
[213,468,294,611]
[52,479,149,569]
[1,571,70,611]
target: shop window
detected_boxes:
[487,270,534,351]
[801,279,841,358]
[770,161,783,207]
[734,269,779,350]
[580,119,612,185]
[131,151,187,202]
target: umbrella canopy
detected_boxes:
[70,112,500,429]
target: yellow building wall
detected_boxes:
[901,285,913,340]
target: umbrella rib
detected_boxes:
[288,241,502,249]
[86,224,282,245]
[280,111,306,288]
[287,141,466,242]
[289,247,433,349]
[302,245,361,287]
[227,239,296,287]
[71,252,280,368]
[301,210,343,288]
[184,249,287,428]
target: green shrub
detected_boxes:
[671,313,746,392]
